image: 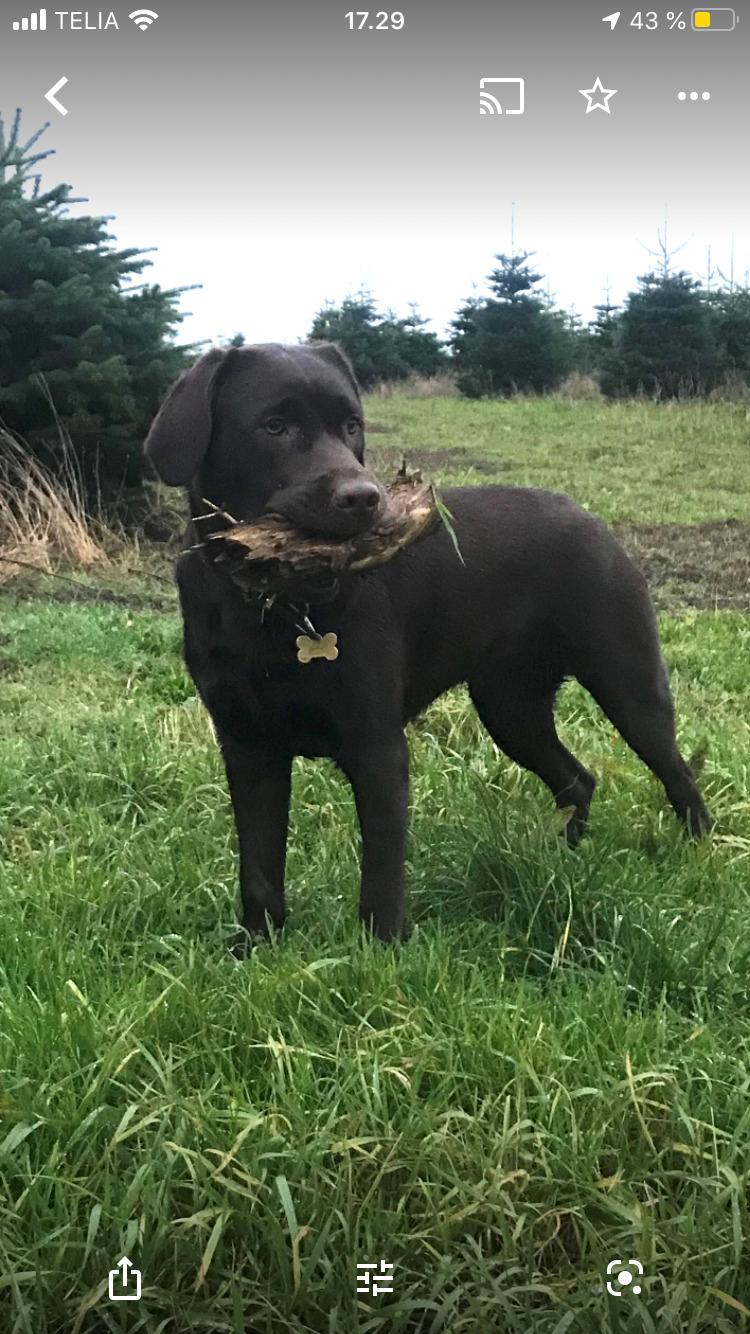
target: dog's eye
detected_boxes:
[345,416,361,436]
[264,417,286,436]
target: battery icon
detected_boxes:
[692,8,737,29]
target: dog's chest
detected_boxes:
[180,554,397,757]
[200,621,344,758]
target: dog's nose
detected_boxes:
[333,479,381,515]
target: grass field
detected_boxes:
[1,396,749,1332]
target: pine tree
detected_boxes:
[449,253,574,398]
[591,287,620,351]
[0,110,195,501]
[585,286,621,383]
[309,295,446,388]
[710,285,750,386]
[563,309,593,373]
[600,271,718,399]
[309,296,384,387]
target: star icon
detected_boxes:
[579,77,618,114]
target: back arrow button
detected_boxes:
[45,77,69,116]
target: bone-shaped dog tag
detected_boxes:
[296,632,339,664]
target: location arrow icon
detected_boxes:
[602,11,621,28]
[45,76,69,116]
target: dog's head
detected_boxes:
[144,342,385,538]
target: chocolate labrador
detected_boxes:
[145,342,711,945]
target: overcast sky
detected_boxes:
[3,0,748,347]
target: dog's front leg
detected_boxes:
[343,733,409,942]
[219,736,291,945]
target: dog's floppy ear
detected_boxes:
[306,341,360,396]
[144,348,228,486]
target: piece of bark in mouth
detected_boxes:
[194,474,442,596]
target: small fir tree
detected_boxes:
[0,110,195,501]
[308,295,446,388]
[600,271,718,399]
[449,253,574,398]
[710,285,750,386]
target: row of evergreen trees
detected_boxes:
[2,110,749,506]
[316,254,750,400]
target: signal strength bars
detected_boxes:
[12,6,46,29]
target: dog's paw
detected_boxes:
[229,914,286,958]
[559,804,590,848]
[229,928,252,960]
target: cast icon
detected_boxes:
[479,77,525,116]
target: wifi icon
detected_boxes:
[129,7,158,30]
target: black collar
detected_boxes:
[193,516,341,647]
[255,592,329,642]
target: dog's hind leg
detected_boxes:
[579,667,711,836]
[469,669,596,846]
[571,564,711,837]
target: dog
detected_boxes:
[144,341,711,945]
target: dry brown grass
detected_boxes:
[708,372,750,404]
[552,372,604,401]
[371,372,459,399]
[0,427,109,585]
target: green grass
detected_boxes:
[1,397,750,1331]
[365,396,750,524]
